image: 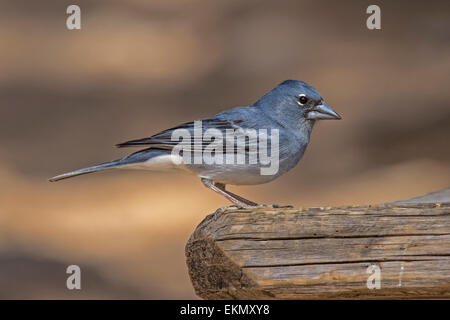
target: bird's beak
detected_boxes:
[306,103,341,120]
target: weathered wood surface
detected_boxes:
[185,189,450,299]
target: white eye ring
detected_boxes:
[297,94,308,105]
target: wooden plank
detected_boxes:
[185,196,450,299]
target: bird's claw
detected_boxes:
[237,203,294,209]
[271,204,294,208]
[211,203,294,221]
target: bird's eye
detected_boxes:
[298,94,308,105]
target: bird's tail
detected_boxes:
[49,148,171,182]
[49,159,127,182]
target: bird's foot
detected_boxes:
[234,203,294,209]
[248,203,294,209]
[214,205,240,213]
[270,203,294,209]
[211,203,293,220]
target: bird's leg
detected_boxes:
[214,182,259,207]
[201,178,258,208]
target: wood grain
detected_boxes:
[186,193,450,299]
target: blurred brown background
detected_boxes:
[0,0,449,299]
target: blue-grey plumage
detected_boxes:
[49,80,341,207]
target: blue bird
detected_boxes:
[50,80,341,208]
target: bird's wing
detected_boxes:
[116,118,245,151]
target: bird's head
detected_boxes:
[255,80,341,127]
